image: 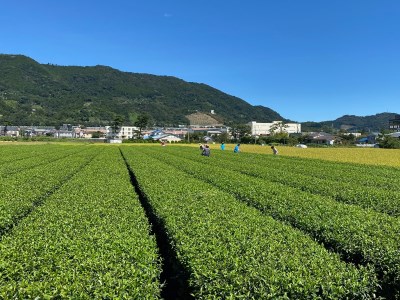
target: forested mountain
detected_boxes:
[0,54,284,126]
[301,113,398,132]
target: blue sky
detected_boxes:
[1,0,399,122]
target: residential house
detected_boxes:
[303,132,338,145]
[19,126,56,137]
[357,133,379,144]
[0,126,19,137]
[146,129,164,140]
[163,129,188,139]
[388,132,400,139]
[189,126,228,137]
[82,127,107,138]
[32,127,56,136]
[151,133,182,143]
[342,132,362,138]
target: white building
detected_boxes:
[249,121,301,135]
[55,131,74,138]
[105,126,139,139]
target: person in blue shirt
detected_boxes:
[220,142,225,150]
[233,143,240,153]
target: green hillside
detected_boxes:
[301,113,398,132]
[0,54,284,126]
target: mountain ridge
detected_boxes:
[0,54,397,131]
[0,54,285,126]
[302,112,398,132]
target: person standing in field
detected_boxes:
[233,143,240,153]
[271,145,278,155]
[220,142,225,150]
[202,144,211,156]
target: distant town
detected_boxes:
[1,114,399,148]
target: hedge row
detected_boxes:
[0,146,98,235]
[147,146,400,297]
[219,149,400,191]
[265,154,400,190]
[232,156,399,216]
[0,144,47,163]
[167,146,400,216]
[121,147,377,299]
[0,147,161,299]
[0,144,91,178]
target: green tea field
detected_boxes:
[0,143,399,299]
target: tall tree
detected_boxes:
[229,123,251,142]
[377,129,400,149]
[111,115,124,139]
[134,114,150,139]
[269,121,289,135]
[2,120,11,136]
